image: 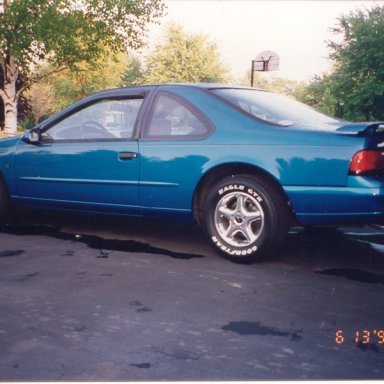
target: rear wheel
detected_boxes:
[201,174,291,262]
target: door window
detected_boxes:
[43,98,143,141]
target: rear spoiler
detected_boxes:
[336,122,384,135]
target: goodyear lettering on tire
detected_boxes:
[212,236,258,256]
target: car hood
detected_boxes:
[0,135,22,152]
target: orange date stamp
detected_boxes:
[335,329,384,345]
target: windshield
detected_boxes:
[211,88,342,130]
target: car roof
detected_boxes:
[92,83,264,97]
[159,83,250,89]
[157,83,264,92]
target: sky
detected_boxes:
[146,0,383,83]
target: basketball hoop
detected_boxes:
[251,51,280,87]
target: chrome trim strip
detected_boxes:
[18,177,179,187]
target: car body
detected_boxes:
[1,83,384,261]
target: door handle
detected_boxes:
[119,152,138,160]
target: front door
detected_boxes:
[15,97,144,215]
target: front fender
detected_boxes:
[0,136,22,196]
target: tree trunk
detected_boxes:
[1,2,18,137]
[1,56,19,137]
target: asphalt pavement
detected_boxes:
[0,213,384,380]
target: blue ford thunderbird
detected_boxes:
[1,84,383,261]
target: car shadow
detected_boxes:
[3,210,384,275]
[272,226,384,277]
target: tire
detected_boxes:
[202,174,291,262]
[0,178,10,227]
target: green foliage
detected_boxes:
[27,50,132,119]
[303,5,384,121]
[264,77,307,100]
[0,0,165,134]
[0,0,165,73]
[17,118,34,131]
[52,52,129,111]
[141,24,230,84]
[298,73,340,116]
[122,55,145,86]
[239,71,306,101]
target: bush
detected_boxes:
[18,119,35,132]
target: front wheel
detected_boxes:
[0,178,11,227]
[202,175,291,262]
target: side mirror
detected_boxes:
[23,129,41,144]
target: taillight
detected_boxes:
[349,150,384,176]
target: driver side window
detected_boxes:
[44,98,143,141]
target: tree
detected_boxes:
[122,54,145,86]
[328,5,384,120]
[304,5,384,121]
[0,0,165,136]
[50,50,130,112]
[27,81,54,124]
[0,66,29,128]
[237,70,270,89]
[27,50,139,121]
[238,70,306,102]
[298,73,339,116]
[142,24,229,84]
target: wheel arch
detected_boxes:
[192,162,294,224]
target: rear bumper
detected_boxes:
[285,177,384,226]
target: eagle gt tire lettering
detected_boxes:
[202,175,290,261]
